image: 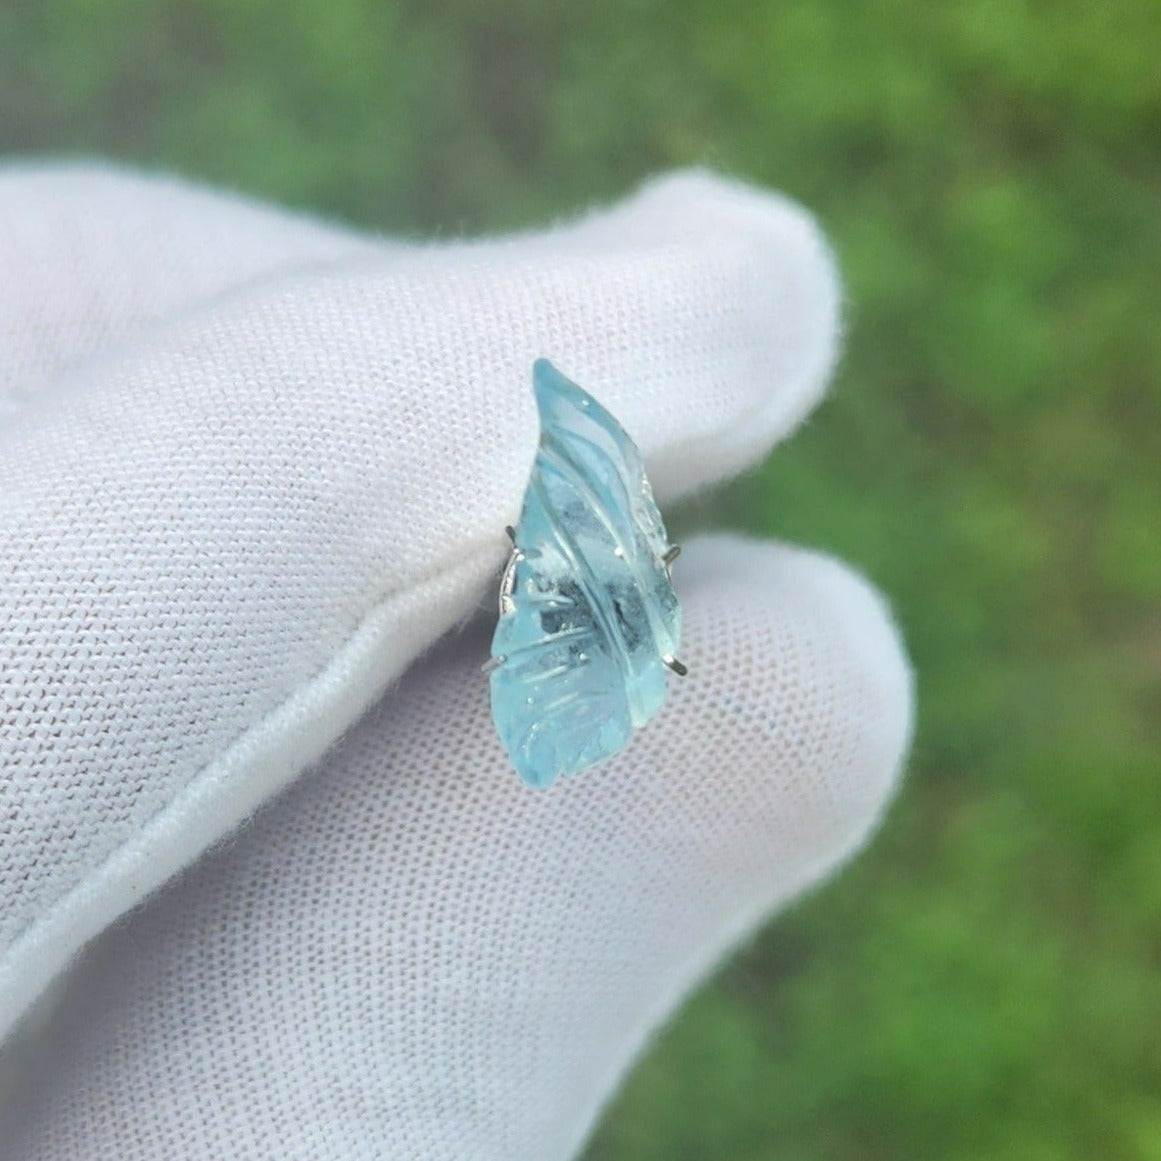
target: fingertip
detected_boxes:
[604,170,844,497]
[509,168,843,498]
[668,534,912,856]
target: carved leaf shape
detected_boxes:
[490,360,681,788]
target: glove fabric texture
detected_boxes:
[0,164,912,1159]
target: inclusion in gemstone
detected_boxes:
[489,358,683,788]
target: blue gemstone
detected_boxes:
[490,359,682,788]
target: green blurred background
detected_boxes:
[3,1,1159,1156]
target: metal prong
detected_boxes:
[498,549,520,616]
[663,545,681,567]
[505,525,517,544]
[662,654,688,677]
[481,655,505,675]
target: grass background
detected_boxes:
[3,2,1159,1156]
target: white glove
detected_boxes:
[0,163,912,1159]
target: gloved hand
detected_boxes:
[0,163,912,1159]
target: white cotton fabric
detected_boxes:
[0,163,911,1158]
[0,164,382,415]
[5,537,910,1160]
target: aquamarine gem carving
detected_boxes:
[490,359,682,788]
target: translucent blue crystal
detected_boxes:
[490,359,682,788]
